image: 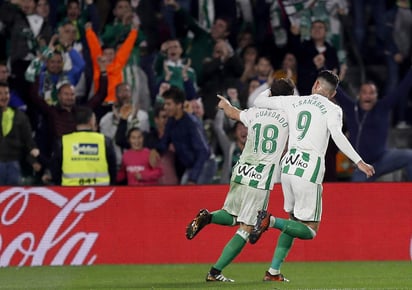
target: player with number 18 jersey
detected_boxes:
[231,107,289,190]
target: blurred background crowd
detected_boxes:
[0,0,411,186]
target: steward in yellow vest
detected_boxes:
[50,106,117,185]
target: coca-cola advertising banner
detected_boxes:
[0,184,411,267]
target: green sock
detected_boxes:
[271,232,294,270]
[213,231,247,270]
[273,218,314,240]
[211,210,235,225]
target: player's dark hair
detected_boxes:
[317,70,339,90]
[271,78,295,96]
[162,86,186,104]
[74,106,93,126]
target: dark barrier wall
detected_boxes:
[0,183,410,266]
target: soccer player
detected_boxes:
[250,70,375,281]
[185,79,295,282]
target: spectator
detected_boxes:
[335,67,412,181]
[0,62,26,111]
[272,52,298,85]
[263,0,317,48]
[25,38,85,105]
[21,56,108,157]
[0,82,40,185]
[56,21,89,99]
[116,103,179,185]
[0,0,53,100]
[235,27,255,57]
[165,0,233,84]
[251,56,273,86]
[238,78,260,109]
[151,86,216,184]
[50,106,116,186]
[99,82,149,169]
[58,0,99,44]
[100,0,140,47]
[239,45,259,85]
[289,19,340,95]
[85,20,138,109]
[213,109,247,184]
[384,0,412,128]
[101,1,151,111]
[58,0,100,97]
[351,0,386,63]
[116,127,163,185]
[154,39,197,99]
[36,0,50,23]
[201,39,243,119]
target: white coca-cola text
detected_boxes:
[0,187,114,267]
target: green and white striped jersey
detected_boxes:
[254,90,362,184]
[281,148,322,184]
[231,107,289,190]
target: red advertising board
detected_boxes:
[0,183,411,266]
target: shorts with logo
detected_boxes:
[281,174,323,221]
[222,181,270,226]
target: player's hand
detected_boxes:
[357,161,375,178]
[217,94,231,109]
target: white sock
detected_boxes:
[269,216,276,227]
[268,268,280,275]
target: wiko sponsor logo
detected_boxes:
[0,187,114,266]
[284,154,308,168]
[236,165,262,180]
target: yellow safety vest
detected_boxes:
[61,131,110,186]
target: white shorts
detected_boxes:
[222,182,270,226]
[281,174,323,221]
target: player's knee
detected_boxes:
[302,221,318,239]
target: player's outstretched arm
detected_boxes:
[356,161,375,178]
[253,89,282,109]
[217,94,241,121]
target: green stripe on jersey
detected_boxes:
[249,180,259,188]
[295,168,304,177]
[310,157,321,183]
[234,174,243,184]
[265,164,275,189]
[302,152,310,162]
[255,164,264,173]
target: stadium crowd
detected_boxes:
[0,0,411,186]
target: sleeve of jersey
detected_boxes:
[253,89,282,109]
[328,107,362,164]
[239,109,250,127]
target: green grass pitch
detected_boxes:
[0,261,410,289]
